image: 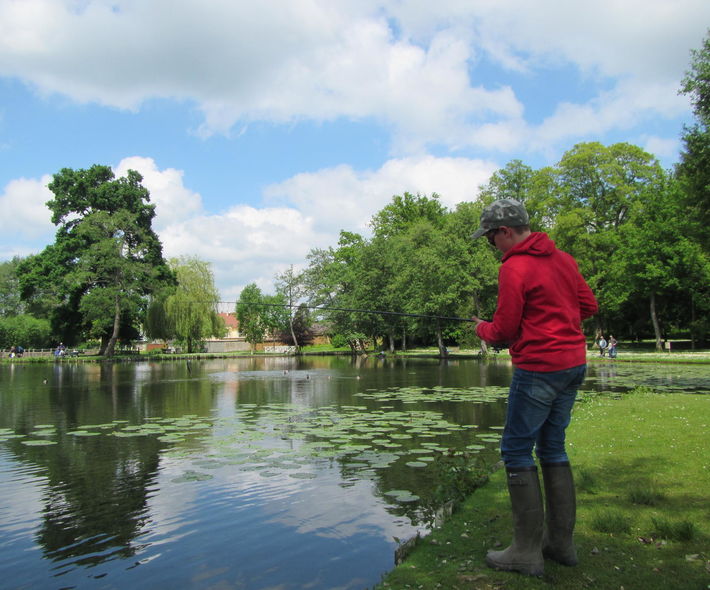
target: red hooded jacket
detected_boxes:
[476,232,598,371]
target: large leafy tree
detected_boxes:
[546,142,665,334]
[300,194,500,355]
[301,232,373,352]
[370,192,447,239]
[163,257,224,353]
[677,29,710,252]
[609,176,710,349]
[369,194,452,354]
[18,165,174,355]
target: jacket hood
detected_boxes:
[502,232,555,261]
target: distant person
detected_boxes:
[608,335,618,358]
[597,336,607,357]
[470,199,598,577]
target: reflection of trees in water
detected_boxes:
[35,437,161,565]
[0,357,515,571]
[331,397,506,527]
[1,361,219,568]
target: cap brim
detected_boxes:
[471,226,487,240]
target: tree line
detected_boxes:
[2,32,709,355]
[237,139,708,355]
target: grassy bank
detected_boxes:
[378,388,710,590]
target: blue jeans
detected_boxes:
[501,364,587,469]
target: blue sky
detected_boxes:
[1,0,707,301]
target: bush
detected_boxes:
[329,333,349,349]
[0,315,53,349]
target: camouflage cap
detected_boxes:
[471,198,530,239]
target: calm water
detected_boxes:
[1,356,707,590]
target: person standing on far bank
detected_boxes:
[471,199,598,577]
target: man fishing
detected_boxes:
[471,198,598,577]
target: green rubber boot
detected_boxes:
[485,466,544,577]
[542,461,578,566]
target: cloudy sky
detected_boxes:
[1,1,707,302]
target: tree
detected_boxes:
[290,304,314,346]
[0,258,24,317]
[144,296,174,345]
[299,194,501,356]
[261,293,291,346]
[445,202,502,351]
[369,194,451,354]
[370,192,447,239]
[18,165,174,355]
[677,29,710,252]
[302,232,372,353]
[274,265,305,351]
[70,210,163,356]
[164,257,224,353]
[548,142,665,334]
[610,176,710,349]
[236,283,266,352]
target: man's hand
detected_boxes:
[471,315,486,327]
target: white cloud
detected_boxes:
[265,155,498,234]
[157,205,328,301]
[124,155,499,299]
[529,78,691,153]
[113,156,203,230]
[0,175,54,240]
[641,136,681,161]
[2,0,704,155]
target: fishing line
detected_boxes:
[234,301,475,323]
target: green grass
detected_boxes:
[378,388,710,590]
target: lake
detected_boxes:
[1,356,708,589]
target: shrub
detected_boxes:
[0,315,53,349]
[329,333,349,349]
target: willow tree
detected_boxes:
[164,257,224,353]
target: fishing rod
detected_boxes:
[235,302,475,323]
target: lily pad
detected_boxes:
[288,472,317,479]
[171,470,214,483]
[405,461,428,468]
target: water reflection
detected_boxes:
[1,357,706,589]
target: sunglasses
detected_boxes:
[485,228,501,245]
